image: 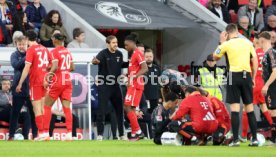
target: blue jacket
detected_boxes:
[10,50,29,97]
[25,3,47,23]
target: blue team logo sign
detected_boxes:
[95,1,151,25]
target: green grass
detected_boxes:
[0,140,275,157]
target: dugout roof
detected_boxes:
[60,0,199,29]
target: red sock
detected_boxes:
[263,111,273,126]
[242,111,248,138]
[43,105,52,133]
[35,115,44,134]
[63,107,72,132]
[127,111,140,134]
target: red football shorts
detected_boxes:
[48,83,72,101]
[124,87,143,107]
[29,85,46,101]
[253,77,265,104]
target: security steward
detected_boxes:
[213,23,259,146]
[198,54,224,101]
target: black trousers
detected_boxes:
[97,85,124,136]
[49,114,79,137]
[147,99,159,114]
[9,96,37,138]
[0,105,31,139]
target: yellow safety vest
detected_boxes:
[198,67,224,101]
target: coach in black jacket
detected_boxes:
[9,35,37,140]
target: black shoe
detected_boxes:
[129,132,145,141]
[137,132,145,139]
[249,140,259,147]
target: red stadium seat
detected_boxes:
[230,12,238,23]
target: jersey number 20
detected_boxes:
[61,54,71,70]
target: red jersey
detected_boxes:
[25,44,50,86]
[255,48,264,77]
[172,92,218,134]
[50,46,73,85]
[128,48,145,90]
[208,96,231,130]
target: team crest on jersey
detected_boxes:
[95,1,151,25]
[215,48,221,54]
[156,115,162,121]
[116,56,120,62]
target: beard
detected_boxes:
[146,61,153,65]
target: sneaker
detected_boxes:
[228,140,240,147]
[137,132,145,139]
[249,140,259,147]
[97,135,103,141]
[239,136,247,143]
[118,136,128,141]
[65,132,72,141]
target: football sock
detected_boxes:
[247,111,257,141]
[231,112,240,141]
[63,107,73,132]
[242,111,248,138]
[271,117,276,142]
[127,111,140,135]
[35,115,44,136]
[263,111,273,126]
[43,105,52,136]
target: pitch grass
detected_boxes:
[0,140,275,157]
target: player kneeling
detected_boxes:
[43,33,75,140]
[198,88,231,145]
[169,86,218,145]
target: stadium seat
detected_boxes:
[230,12,238,23]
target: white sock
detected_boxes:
[136,130,142,134]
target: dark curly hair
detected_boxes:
[44,10,63,26]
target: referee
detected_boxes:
[213,24,259,146]
[92,35,128,140]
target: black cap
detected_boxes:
[206,54,214,61]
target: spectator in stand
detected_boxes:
[208,0,230,23]
[15,0,30,13]
[238,0,264,32]
[67,27,89,48]
[25,0,46,33]
[17,11,30,34]
[0,0,20,45]
[238,16,255,42]
[40,10,69,47]
[0,79,31,140]
[265,0,276,24]
[262,15,276,32]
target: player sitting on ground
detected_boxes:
[198,88,231,145]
